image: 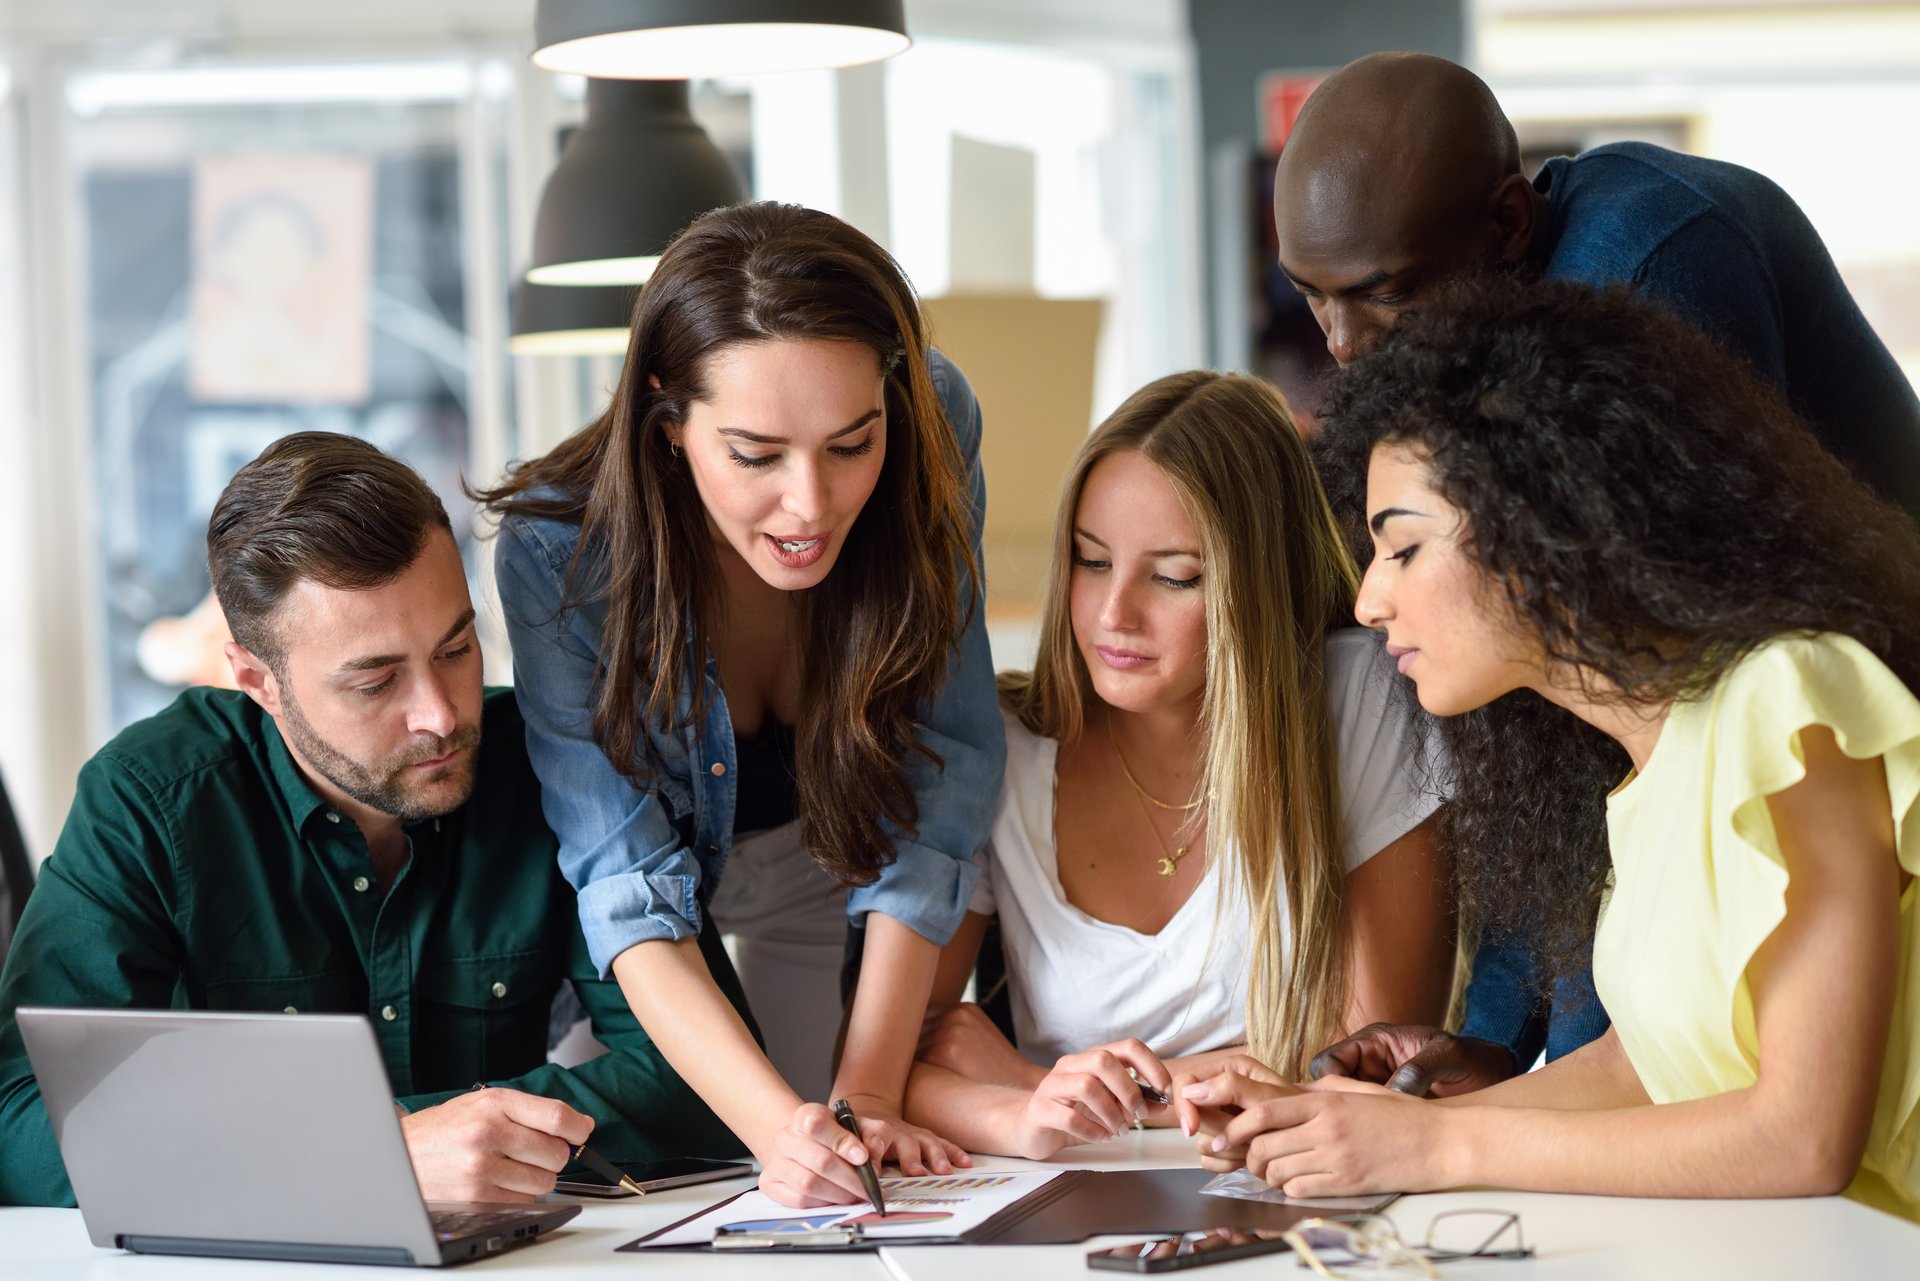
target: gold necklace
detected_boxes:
[1106,713,1202,811]
[1126,781,1200,877]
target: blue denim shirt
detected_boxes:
[1540,141,1920,520]
[495,351,1007,976]
[1457,933,1611,1067]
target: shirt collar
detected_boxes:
[262,713,333,833]
[263,713,457,840]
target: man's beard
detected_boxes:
[277,691,482,821]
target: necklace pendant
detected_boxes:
[1157,855,1176,877]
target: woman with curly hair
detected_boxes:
[1177,277,1920,1221]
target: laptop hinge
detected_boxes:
[119,1235,421,1267]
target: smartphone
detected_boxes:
[553,1156,754,1198]
[1086,1228,1294,1272]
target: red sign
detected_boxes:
[1260,71,1327,156]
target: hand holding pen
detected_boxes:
[754,1097,972,1208]
[466,1081,646,1196]
[833,1099,889,1217]
[398,1083,595,1203]
[1012,1039,1173,1161]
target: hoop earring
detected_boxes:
[668,440,683,459]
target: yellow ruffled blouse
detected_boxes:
[1595,633,1920,1221]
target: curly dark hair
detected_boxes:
[1313,276,1920,991]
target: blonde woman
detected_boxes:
[901,372,1454,1160]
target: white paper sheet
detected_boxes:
[636,1170,1067,1247]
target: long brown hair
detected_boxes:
[476,202,978,885]
[1000,371,1359,1075]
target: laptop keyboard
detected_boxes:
[431,1209,543,1241]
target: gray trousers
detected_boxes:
[707,820,848,1103]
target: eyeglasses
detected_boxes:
[1280,1211,1532,1279]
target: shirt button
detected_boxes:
[710,762,726,777]
[325,811,341,824]
[491,982,508,999]
[283,1006,298,1014]
[381,1005,398,1022]
[352,876,370,893]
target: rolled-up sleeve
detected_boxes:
[845,352,1006,944]
[495,516,704,974]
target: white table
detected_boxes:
[6,1130,1917,1279]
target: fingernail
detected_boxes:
[1181,1084,1209,1100]
[1181,1119,1194,1137]
[848,1146,867,1164]
[1209,1135,1226,1153]
[1134,1103,1148,1121]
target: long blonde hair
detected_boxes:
[1000,371,1359,1075]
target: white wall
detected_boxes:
[0,0,1204,855]
[1479,4,1920,382]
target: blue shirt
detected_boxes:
[1467,143,1920,1066]
[1539,141,1920,520]
[495,351,1006,977]
[1457,931,1611,1068]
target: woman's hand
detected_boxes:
[835,1091,973,1178]
[1170,1053,1292,1157]
[753,1101,886,1208]
[753,1096,968,1206]
[922,1002,1048,1090]
[1185,1069,1455,1197]
[1010,1040,1173,1160]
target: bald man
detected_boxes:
[1276,51,1920,520]
[1285,52,1920,1099]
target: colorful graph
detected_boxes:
[843,1210,953,1227]
[881,1175,1014,1192]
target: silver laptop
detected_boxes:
[19,1007,580,1266]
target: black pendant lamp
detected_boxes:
[527,78,746,287]
[533,0,909,79]
[508,280,639,356]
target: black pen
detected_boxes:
[1129,1067,1170,1107]
[830,1098,888,1218]
[470,1082,645,1197]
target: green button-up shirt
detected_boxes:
[0,687,746,1206]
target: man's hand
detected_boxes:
[1011,1040,1172,1160]
[400,1088,592,1202]
[922,1003,1047,1091]
[1306,1023,1517,1097]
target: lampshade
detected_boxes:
[508,279,639,356]
[533,0,909,79]
[526,78,745,288]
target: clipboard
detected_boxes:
[616,1168,1399,1252]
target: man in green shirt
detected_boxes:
[0,432,745,1207]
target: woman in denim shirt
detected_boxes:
[480,204,1005,1207]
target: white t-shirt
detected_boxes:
[969,628,1440,1065]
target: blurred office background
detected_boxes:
[1,0,1917,867]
